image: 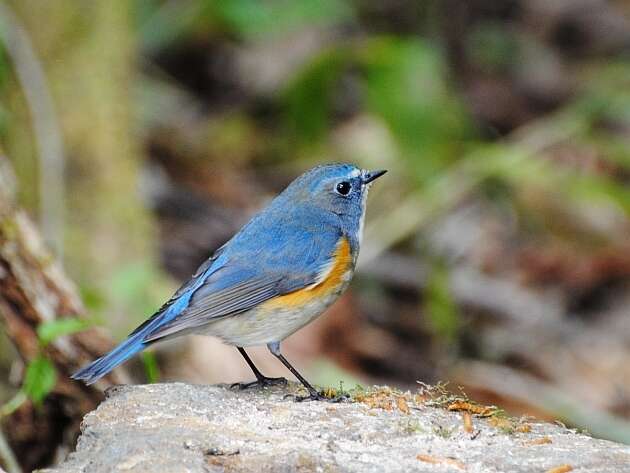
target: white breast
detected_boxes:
[356,185,369,247]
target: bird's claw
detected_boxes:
[231,376,288,390]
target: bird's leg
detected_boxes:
[267,342,347,402]
[231,347,287,390]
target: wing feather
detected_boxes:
[142,276,281,342]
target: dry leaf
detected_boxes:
[447,400,494,417]
[546,465,573,473]
[417,454,466,470]
[397,396,410,414]
[526,436,552,446]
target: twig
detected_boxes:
[0,392,26,419]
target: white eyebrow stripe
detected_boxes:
[348,168,361,178]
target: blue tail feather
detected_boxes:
[72,296,191,385]
[72,254,226,385]
[71,332,147,385]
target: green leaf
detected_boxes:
[23,356,57,406]
[141,351,160,384]
[37,318,92,346]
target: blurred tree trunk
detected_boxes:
[5,0,163,337]
[0,154,124,471]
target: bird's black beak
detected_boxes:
[362,169,387,184]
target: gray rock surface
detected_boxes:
[42,383,630,473]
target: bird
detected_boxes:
[72,163,386,400]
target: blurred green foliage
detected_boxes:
[0,47,10,136]
[467,21,519,72]
[425,260,459,343]
[282,36,473,182]
[22,356,56,407]
[137,0,352,52]
[141,351,161,384]
[28,318,92,404]
[108,262,175,337]
[214,0,353,38]
[283,48,348,145]
[359,37,472,181]
[37,318,93,347]
[1,318,89,416]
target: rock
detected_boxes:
[40,383,630,473]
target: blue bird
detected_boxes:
[72,163,386,400]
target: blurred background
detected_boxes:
[2,0,630,469]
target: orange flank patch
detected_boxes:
[263,237,353,310]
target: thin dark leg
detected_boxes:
[237,347,266,379]
[232,347,287,390]
[267,342,347,402]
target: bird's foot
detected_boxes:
[231,376,288,390]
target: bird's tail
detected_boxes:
[72,266,208,385]
[71,333,146,385]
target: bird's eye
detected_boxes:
[335,181,352,196]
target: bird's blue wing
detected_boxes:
[142,206,343,342]
[128,246,227,337]
[142,269,283,341]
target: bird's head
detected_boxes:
[281,163,386,220]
